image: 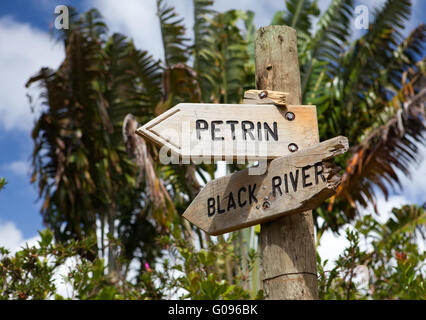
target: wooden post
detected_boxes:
[256,26,319,299]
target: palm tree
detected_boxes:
[26,9,173,278]
[279,0,425,238]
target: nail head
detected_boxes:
[259,90,268,99]
[288,143,298,152]
[285,112,295,121]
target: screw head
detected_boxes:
[259,90,268,99]
[288,143,298,152]
[285,112,295,121]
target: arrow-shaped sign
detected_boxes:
[183,136,349,235]
[136,103,319,161]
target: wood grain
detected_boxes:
[136,103,318,161]
[243,89,289,106]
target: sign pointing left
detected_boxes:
[183,136,349,235]
[136,103,319,161]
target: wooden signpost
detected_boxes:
[136,25,348,300]
[183,136,348,235]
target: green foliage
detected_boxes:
[0,229,262,300]
[196,9,251,104]
[192,0,216,102]
[0,229,127,300]
[303,0,426,232]
[318,205,425,300]
[0,229,156,300]
[0,178,6,191]
[301,0,354,95]
[318,229,368,300]
[2,204,422,300]
[157,0,190,66]
[272,0,320,36]
[193,0,215,72]
[129,235,262,300]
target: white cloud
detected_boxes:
[0,219,40,254]
[317,223,352,267]
[360,194,411,223]
[0,17,64,132]
[2,160,30,177]
[391,143,426,206]
[0,219,26,250]
[86,0,285,62]
[0,219,74,298]
[52,256,77,299]
[87,0,164,60]
[212,0,281,27]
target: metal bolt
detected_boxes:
[285,112,295,121]
[259,90,268,99]
[288,143,298,152]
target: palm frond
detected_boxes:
[271,0,320,36]
[53,8,108,45]
[26,28,105,242]
[331,84,425,212]
[127,42,163,120]
[302,0,354,97]
[157,0,189,66]
[340,0,412,122]
[383,24,426,93]
[193,0,215,72]
[355,204,425,258]
[204,10,249,103]
[243,10,256,92]
[122,114,175,229]
[193,0,217,102]
[162,63,202,105]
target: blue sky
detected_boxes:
[0,0,425,259]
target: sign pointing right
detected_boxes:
[183,136,349,235]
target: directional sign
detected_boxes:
[136,103,319,161]
[183,136,349,235]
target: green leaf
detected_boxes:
[38,229,53,248]
[157,0,189,66]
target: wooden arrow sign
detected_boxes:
[183,136,349,235]
[136,103,319,160]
